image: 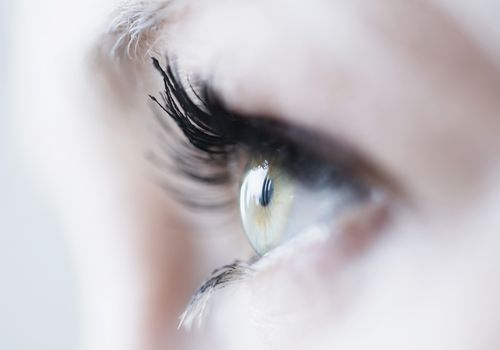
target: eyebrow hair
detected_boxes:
[104,1,182,60]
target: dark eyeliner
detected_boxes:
[148,57,370,208]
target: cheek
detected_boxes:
[202,204,392,349]
[203,199,500,350]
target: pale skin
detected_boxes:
[11,0,500,349]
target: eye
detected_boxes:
[239,154,371,255]
[149,57,381,257]
[149,58,386,257]
[149,58,392,328]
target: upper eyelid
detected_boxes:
[149,57,373,175]
[147,56,405,213]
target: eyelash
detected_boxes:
[148,57,263,328]
[148,57,365,198]
[148,57,373,329]
[178,260,253,330]
[148,58,238,208]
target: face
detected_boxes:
[90,0,500,349]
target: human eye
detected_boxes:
[239,139,374,256]
[148,57,391,328]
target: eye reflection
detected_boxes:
[259,175,274,207]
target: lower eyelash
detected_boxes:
[178,260,254,330]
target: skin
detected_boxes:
[104,1,500,348]
[9,0,500,349]
[152,2,500,349]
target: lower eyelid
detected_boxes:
[179,200,390,329]
[217,202,392,327]
[249,199,390,275]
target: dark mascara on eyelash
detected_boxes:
[148,57,367,209]
[148,57,384,329]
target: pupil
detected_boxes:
[259,176,274,207]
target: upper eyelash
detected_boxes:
[148,56,297,208]
[148,57,242,207]
[149,57,245,155]
[148,57,362,204]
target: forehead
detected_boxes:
[169,0,500,130]
[171,0,374,113]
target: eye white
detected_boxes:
[239,158,372,255]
